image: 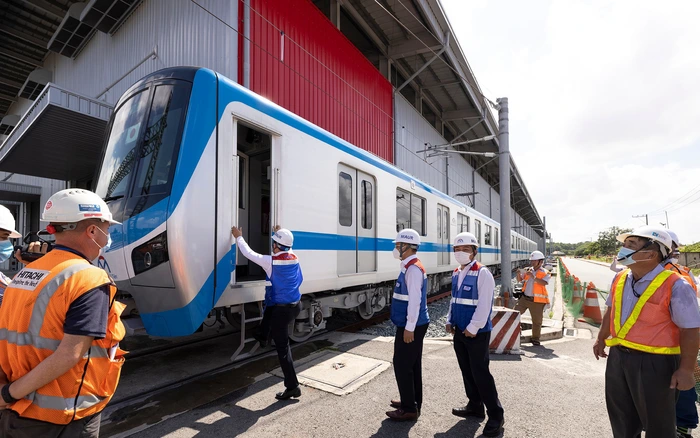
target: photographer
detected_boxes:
[0,205,22,304]
[515,251,551,346]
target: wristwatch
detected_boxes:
[1,384,18,404]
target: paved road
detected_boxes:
[560,258,616,293]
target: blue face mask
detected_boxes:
[616,247,637,266]
[0,240,13,263]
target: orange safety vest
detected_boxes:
[605,269,680,355]
[522,268,550,304]
[0,249,126,425]
[664,262,698,294]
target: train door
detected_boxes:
[437,204,450,265]
[337,164,376,275]
[233,122,272,283]
[474,219,482,263]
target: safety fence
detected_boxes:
[558,259,603,325]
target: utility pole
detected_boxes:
[497,98,511,303]
[543,216,547,255]
[632,214,648,225]
[665,211,669,229]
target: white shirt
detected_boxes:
[401,255,424,332]
[236,236,289,278]
[446,260,496,334]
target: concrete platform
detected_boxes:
[131,331,612,438]
[270,351,390,396]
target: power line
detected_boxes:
[647,181,700,214]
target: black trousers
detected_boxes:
[260,302,302,389]
[453,330,504,420]
[0,409,101,438]
[605,346,679,437]
[393,323,429,413]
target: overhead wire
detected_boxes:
[647,182,700,214]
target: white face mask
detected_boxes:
[392,248,401,260]
[454,251,473,265]
[670,257,679,264]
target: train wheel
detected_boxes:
[357,304,375,320]
[288,321,314,342]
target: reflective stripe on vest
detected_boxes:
[523,268,549,304]
[451,297,478,306]
[392,293,409,301]
[0,250,126,424]
[665,262,698,294]
[605,269,680,355]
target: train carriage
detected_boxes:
[94,67,536,342]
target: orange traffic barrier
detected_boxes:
[582,282,603,324]
[572,279,583,306]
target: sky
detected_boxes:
[441,0,700,244]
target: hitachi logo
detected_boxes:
[16,271,46,280]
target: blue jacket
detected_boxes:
[265,253,303,305]
[449,262,492,333]
[390,258,429,328]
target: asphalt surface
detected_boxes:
[131,332,611,438]
[560,258,616,293]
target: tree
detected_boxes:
[597,226,632,255]
[575,241,600,257]
[681,242,700,253]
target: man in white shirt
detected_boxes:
[446,232,504,437]
[386,229,429,421]
[231,225,303,401]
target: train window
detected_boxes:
[396,189,426,235]
[474,219,482,245]
[495,228,499,248]
[511,235,515,249]
[361,180,372,229]
[444,209,449,240]
[132,84,190,197]
[411,195,426,236]
[457,213,469,232]
[485,225,492,246]
[339,172,352,226]
[437,209,442,237]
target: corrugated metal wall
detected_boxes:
[394,94,538,240]
[249,0,393,162]
[46,0,238,107]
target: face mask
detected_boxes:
[392,248,401,260]
[617,247,653,266]
[670,258,679,264]
[0,240,13,263]
[92,226,112,257]
[454,251,473,265]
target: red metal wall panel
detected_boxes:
[248,0,393,162]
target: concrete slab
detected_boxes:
[520,327,563,343]
[270,351,390,396]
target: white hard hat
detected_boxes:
[529,250,545,261]
[394,229,421,245]
[617,225,672,257]
[42,189,120,225]
[0,205,21,238]
[454,232,479,248]
[271,228,294,248]
[667,230,680,247]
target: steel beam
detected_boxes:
[442,108,482,121]
[338,0,388,56]
[0,48,43,68]
[388,31,442,59]
[21,0,66,19]
[0,24,48,48]
[396,31,449,93]
[0,77,23,89]
[0,92,16,102]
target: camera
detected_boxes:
[13,231,55,263]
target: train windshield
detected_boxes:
[95,83,191,202]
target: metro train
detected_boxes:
[93,67,536,343]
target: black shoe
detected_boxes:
[531,340,541,346]
[483,417,504,437]
[452,405,485,420]
[275,386,301,400]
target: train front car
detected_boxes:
[94,67,219,337]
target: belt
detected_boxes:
[615,346,644,354]
[270,301,300,308]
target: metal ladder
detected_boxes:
[230,302,265,362]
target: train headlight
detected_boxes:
[132,231,169,275]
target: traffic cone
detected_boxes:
[582,282,603,324]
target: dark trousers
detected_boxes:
[393,323,429,413]
[605,346,680,437]
[0,409,101,438]
[260,302,301,389]
[453,330,504,420]
[677,388,699,429]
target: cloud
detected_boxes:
[442,0,700,243]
